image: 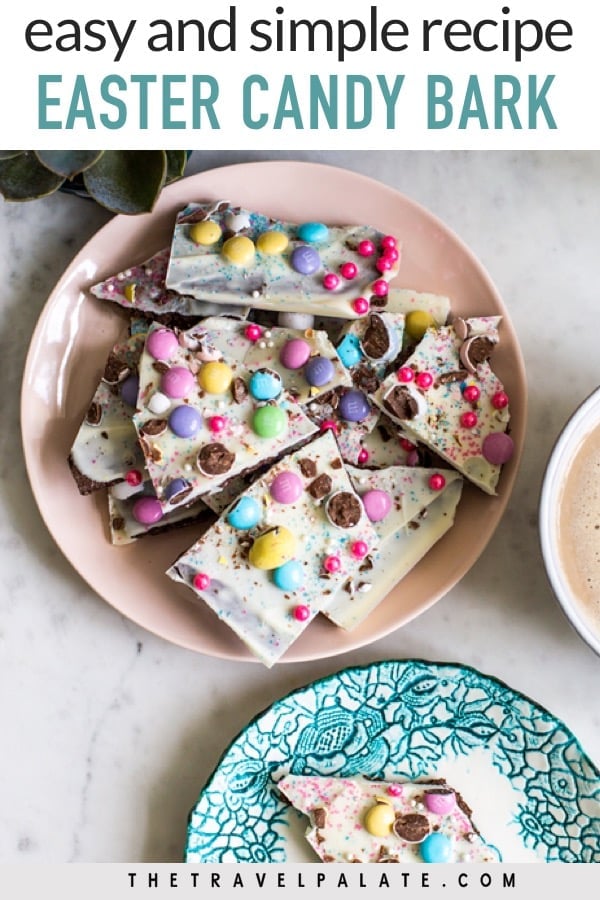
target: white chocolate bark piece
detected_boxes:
[108,479,208,545]
[323,466,463,630]
[385,288,451,324]
[277,775,499,863]
[90,247,248,320]
[371,317,510,495]
[165,202,400,319]
[68,331,146,494]
[133,323,318,510]
[166,431,380,667]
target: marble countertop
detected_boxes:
[2,150,599,863]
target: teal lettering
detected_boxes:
[191,75,220,129]
[130,75,156,129]
[274,75,303,129]
[242,75,268,129]
[99,75,127,129]
[529,74,556,128]
[427,75,453,128]
[66,75,95,129]
[309,75,337,129]
[376,74,404,128]
[347,75,371,129]
[38,75,62,129]
[494,76,521,128]
[459,75,488,129]
[163,74,186,128]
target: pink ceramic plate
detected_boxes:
[21,161,526,663]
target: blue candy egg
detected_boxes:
[336,333,363,369]
[291,245,321,275]
[227,496,261,530]
[249,368,282,401]
[297,222,329,243]
[420,832,452,863]
[304,355,335,387]
[272,559,305,591]
[338,389,371,423]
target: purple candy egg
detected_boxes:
[338,389,370,423]
[164,478,190,502]
[146,328,179,361]
[290,245,321,275]
[120,374,139,407]
[270,471,303,504]
[169,405,202,438]
[132,496,163,526]
[161,366,194,399]
[362,489,392,522]
[305,355,335,387]
[280,338,311,370]
[424,790,456,816]
[482,432,514,465]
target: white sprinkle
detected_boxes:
[264,330,272,339]
[267,341,274,348]
[145,268,153,276]
[251,290,261,298]
[217,400,226,409]
[258,341,267,349]
[358,582,372,593]
[184,464,192,472]
[124,269,132,277]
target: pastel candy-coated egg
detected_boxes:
[249,526,297,570]
[169,405,202,438]
[406,310,435,341]
[227,496,262,530]
[297,222,329,243]
[280,338,311,370]
[336,333,363,369]
[252,405,288,438]
[291,245,321,275]
[162,366,195,399]
[424,790,456,816]
[147,327,179,361]
[164,478,190,502]
[364,801,395,837]
[256,229,289,255]
[132,496,163,526]
[148,391,171,415]
[249,369,283,401]
[222,235,255,266]
[272,559,305,591]
[482,431,514,465]
[305,356,335,387]
[189,220,221,246]
[362,489,392,522]
[120,374,139,407]
[198,361,234,394]
[270,471,303,504]
[339,389,370,423]
[277,311,315,330]
[420,832,452,863]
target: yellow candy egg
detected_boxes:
[222,235,256,267]
[189,220,222,246]
[123,283,136,303]
[256,229,289,255]
[363,799,395,837]
[248,526,297,570]
[405,310,435,341]
[198,361,234,395]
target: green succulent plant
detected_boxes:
[0,150,189,215]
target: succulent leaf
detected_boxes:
[0,151,24,160]
[0,152,64,200]
[35,150,104,178]
[83,150,167,214]
[165,150,189,184]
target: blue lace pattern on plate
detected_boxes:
[185,660,600,863]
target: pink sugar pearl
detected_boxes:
[397,367,414,383]
[460,411,478,429]
[208,415,227,433]
[376,256,394,273]
[400,437,415,451]
[324,555,341,574]
[416,371,433,389]
[293,604,310,622]
[381,235,397,251]
[429,473,446,491]
[383,246,399,263]
[352,296,370,315]
[323,273,340,291]
[320,419,339,434]
[357,448,370,464]
[125,469,143,487]
[358,240,375,257]
[463,384,481,403]
[351,540,369,559]
[372,279,389,298]
[340,261,358,279]
[492,390,509,410]
[193,572,211,591]
[387,784,403,797]
[244,323,262,342]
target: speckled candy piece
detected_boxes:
[336,311,405,378]
[165,202,400,319]
[68,330,147,493]
[277,775,499,864]
[133,323,318,510]
[323,465,463,630]
[166,431,380,667]
[107,479,209,545]
[90,246,249,320]
[372,317,510,494]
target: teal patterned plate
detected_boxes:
[185,660,600,863]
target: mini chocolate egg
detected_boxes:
[225,210,251,232]
[120,374,139,407]
[256,229,289,255]
[270,471,303,504]
[420,832,452,863]
[305,356,335,388]
[364,799,395,837]
[222,235,255,266]
[132,496,163,526]
[227,496,261,530]
[362,489,392,522]
[277,312,315,330]
[162,366,195,400]
[249,526,297,570]
[249,368,283,402]
[146,327,179,361]
[252,405,288,438]
[280,338,311,370]
[336,333,363,369]
[189,220,221,246]
[198,361,234,394]
[360,313,399,362]
[482,432,514,465]
[164,478,192,504]
[297,222,329,243]
[338,389,371,423]
[406,310,435,341]
[168,405,203,438]
[272,559,304,591]
[290,245,321,275]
